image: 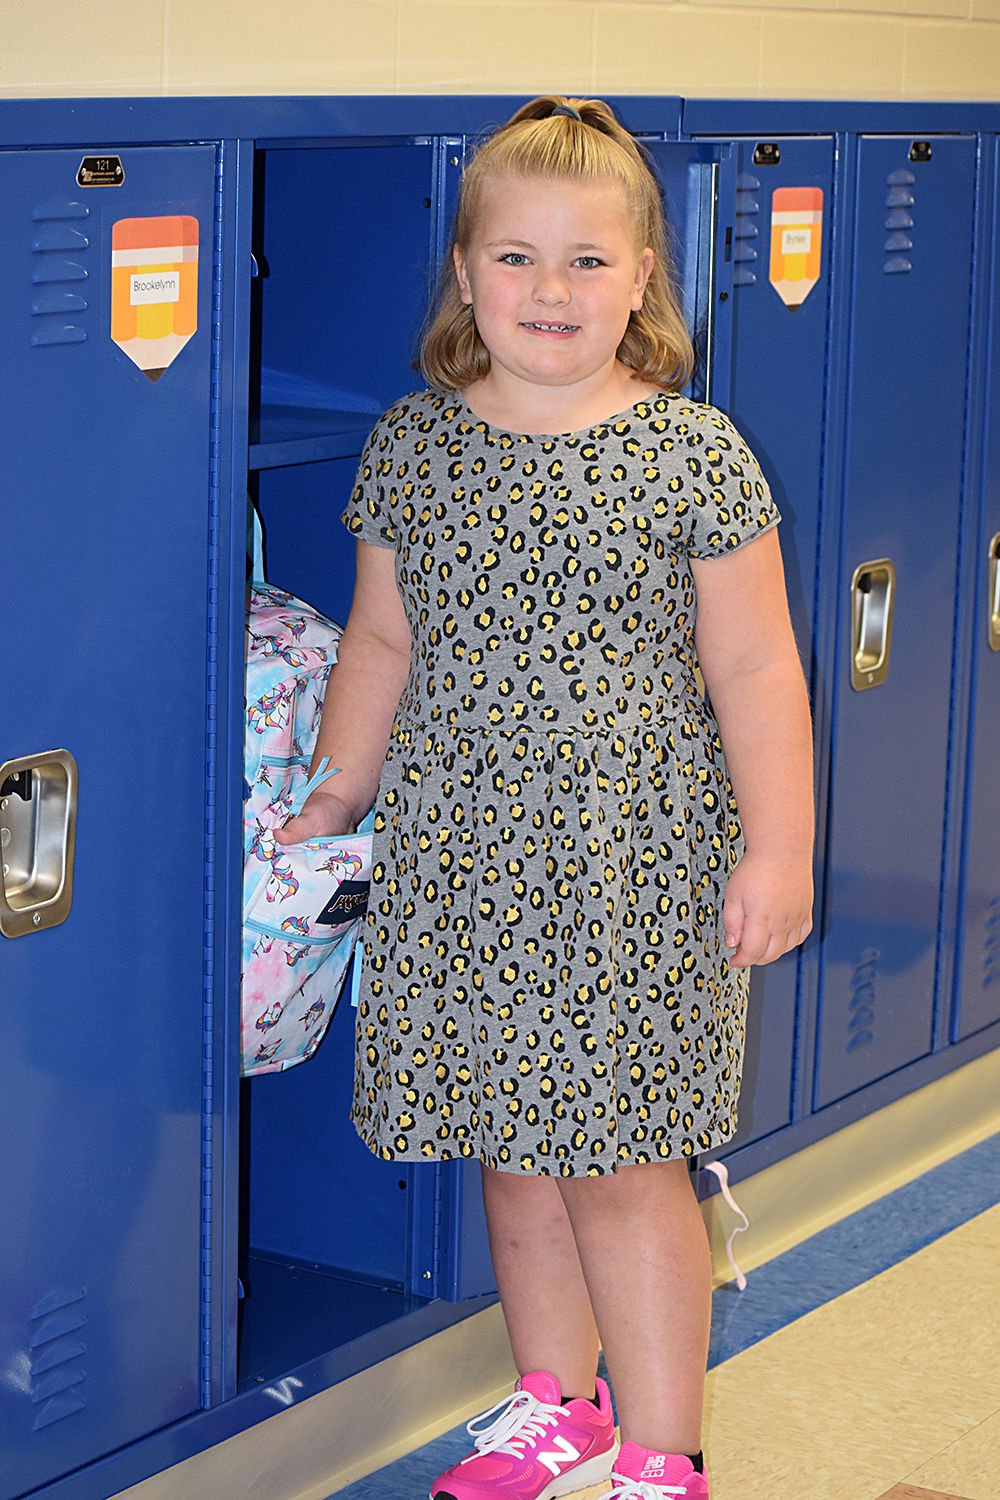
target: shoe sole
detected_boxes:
[430,1440,619,1500]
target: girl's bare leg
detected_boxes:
[481,1164,602,1399]
[557,1160,711,1455]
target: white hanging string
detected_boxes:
[702,1158,750,1292]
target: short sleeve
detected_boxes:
[340,421,397,548]
[686,408,780,559]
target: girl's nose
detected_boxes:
[532,270,570,306]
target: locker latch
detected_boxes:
[850,559,896,691]
[0,750,78,938]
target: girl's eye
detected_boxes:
[499,252,530,266]
[574,256,604,269]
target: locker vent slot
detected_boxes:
[28,1287,88,1431]
[733,172,760,288]
[984,896,1000,989]
[31,326,88,348]
[884,170,916,275]
[847,948,879,1052]
[30,200,91,347]
[31,291,89,317]
[31,227,90,253]
[32,200,90,221]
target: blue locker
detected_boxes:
[953,136,1000,1041]
[714,136,836,1148]
[0,145,219,1495]
[814,134,978,1108]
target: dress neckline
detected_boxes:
[451,388,678,442]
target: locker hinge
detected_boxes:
[433,1166,446,1292]
[199,141,227,1410]
[410,1163,447,1298]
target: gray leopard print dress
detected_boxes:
[341,389,779,1176]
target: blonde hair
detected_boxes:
[420,95,695,394]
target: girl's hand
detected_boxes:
[274,790,358,845]
[722,851,813,968]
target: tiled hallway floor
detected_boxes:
[328,1135,1000,1500]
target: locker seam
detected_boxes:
[794,135,840,1125]
[934,137,980,1050]
[937,135,990,1049]
[200,139,226,1411]
[810,130,859,1115]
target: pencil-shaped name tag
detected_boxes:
[769,187,823,311]
[111,215,199,379]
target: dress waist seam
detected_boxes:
[393,705,690,737]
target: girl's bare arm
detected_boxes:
[276,541,411,841]
[691,529,814,967]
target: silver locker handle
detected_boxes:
[850,559,896,691]
[0,750,78,938]
[989,531,1000,653]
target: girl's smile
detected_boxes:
[453,174,655,430]
[520,321,580,336]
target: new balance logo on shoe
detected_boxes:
[539,1437,582,1476]
[641,1454,668,1480]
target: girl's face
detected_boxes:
[453,173,654,395]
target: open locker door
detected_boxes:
[0,143,220,1496]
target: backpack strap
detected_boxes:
[249,503,267,585]
[288,757,342,818]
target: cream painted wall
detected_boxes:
[0,0,997,101]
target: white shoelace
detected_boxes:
[606,1480,688,1499]
[460,1389,563,1463]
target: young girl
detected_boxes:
[278,96,813,1500]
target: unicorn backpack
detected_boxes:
[241,513,373,1077]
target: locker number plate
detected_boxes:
[77,155,125,187]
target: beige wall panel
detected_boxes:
[899,0,971,19]
[759,13,905,94]
[903,18,1000,92]
[397,2,595,91]
[0,0,165,94]
[164,0,396,92]
[594,5,763,93]
[694,0,831,16]
[837,0,907,17]
[970,0,1000,22]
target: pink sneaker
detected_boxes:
[429,1370,619,1500]
[606,1440,710,1498]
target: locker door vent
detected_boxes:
[733,172,760,288]
[29,200,91,348]
[846,947,879,1052]
[883,169,915,276]
[983,896,1000,990]
[28,1286,88,1431]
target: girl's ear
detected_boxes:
[453,243,473,305]
[631,247,655,311]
